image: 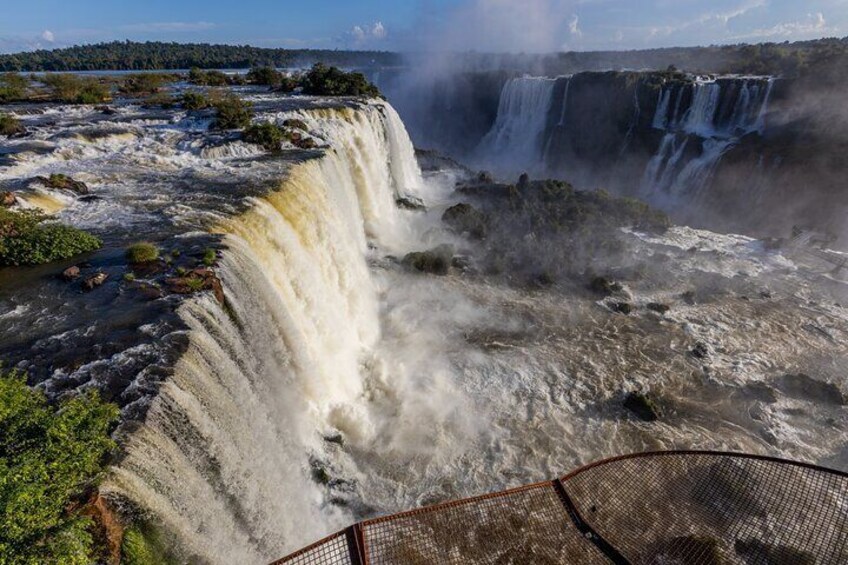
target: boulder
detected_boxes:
[442,203,487,239]
[96,106,118,115]
[691,342,710,359]
[403,244,454,276]
[1,191,16,207]
[646,302,671,314]
[82,272,108,291]
[609,301,633,315]
[61,265,81,281]
[776,373,846,406]
[164,268,224,304]
[623,392,659,421]
[590,276,623,296]
[34,174,89,195]
[476,171,494,183]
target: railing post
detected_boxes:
[345,523,368,565]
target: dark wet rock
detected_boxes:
[681,290,697,305]
[310,461,331,485]
[450,255,471,271]
[283,118,309,131]
[590,276,623,296]
[290,135,317,149]
[623,392,659,421]
[609,301,633,315]
[96,105,117,115]
[517,172,530,188]
[533,271,555,287]
[396,195,426,211]
[324,433,344,446]
[442,203,487,239]
[61,265,81,281]
[775,373,846,406]
[1,191,16,207]
[33,174,89,195]
[734,538,815,565]
[136,283,165,301]
[691,342,710,359]
[759,289,772,299]
[403,244,454,276]
[742,382,778,404]
[477,171,494,184]
[646,302,671,314]
[82,272,108,291]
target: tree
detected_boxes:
[0,369,119,563]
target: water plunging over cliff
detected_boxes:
[104,103,431,562]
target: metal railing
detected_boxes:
[273,451,848,564]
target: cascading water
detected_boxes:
[104,102,431,562]
[475,77,556,174]
[642,77,773,202]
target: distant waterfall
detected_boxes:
[475,77,557,174]
[642,78,774,202]
[105,103,427,563]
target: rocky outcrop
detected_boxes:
[442,203,487,239]
[164,268,225,305]
[83,272,109,291]
[623,392,659,421]
[402,244,455,276]
[33,174,90,195]
[1,191,15,207]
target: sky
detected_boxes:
[0,0,845,54]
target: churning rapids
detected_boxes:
[1,83,847,563]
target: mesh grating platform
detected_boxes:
[272,451,848,564]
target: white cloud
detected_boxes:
[569,15,583,38]
[729,11,834,40]
[345,21,388,47]
[41,30,55,43]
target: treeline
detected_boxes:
[0,40,402,72]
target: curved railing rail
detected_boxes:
[272,450,848,564]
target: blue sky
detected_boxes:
[1,0,845,54]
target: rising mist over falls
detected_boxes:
[1,76,848,564]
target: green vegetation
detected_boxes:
[0,72,28,102]
[243,122,284,151]
[0,208,102,266]
[41,74,110,104]
[0,113,24,137]
[125,242,159,264]
[301,63,381,97]
[121,525,174,565]
[246,66,282,86]
[0,368,119,563]
[123,273,136,282]
[188,68,232,87]
[180,91,211,111]
[0,41,400,72]
[212,94,253,130]
[119,73,167,96]
[201,248,217,266]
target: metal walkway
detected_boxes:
[273,451,848,564]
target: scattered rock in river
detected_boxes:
[82,272,108,291]
[775,373,846,406]
[646,302,671,314]
[61,265,81,281]
[609,301,633,315]
[33,174,89,195]
[403,244,454,276]
[623,392,659,421]
[590,276,623,296]
[283,118,309,131]
[396,195,426,211]
[691,342,710,359]
[164,268,224,304]
[1,191,16,207]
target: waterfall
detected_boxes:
[475,77,557,174]
[104,102,427,562]
[643,77,773,202]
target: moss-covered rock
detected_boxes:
[126,242,159,264]
[0,113,25,136]
[211,95,253,130]
[403,245,455,276]
[442,203,487,239]
[243,122,284,151]
[34,173,89,194]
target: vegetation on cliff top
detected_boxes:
[0,369,119,564]
[212,94,254,130]
[301,63,381,97]
[0,208,102,267]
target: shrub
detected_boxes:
[201,247,217,266]
[42,74,110,104]
[212,95,253,130]
[0,72,28,102]
[119,73,165,96]
[0,113,24,136]
[188,68,230,87]
[0,208,102,266]
[0,369,119,563]
[301,63,381,97]
[243,122,284,151]
[246,66,282,87]
[181,91,211,111]
[125,242,159,264]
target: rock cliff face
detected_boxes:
[385,69,847,243]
